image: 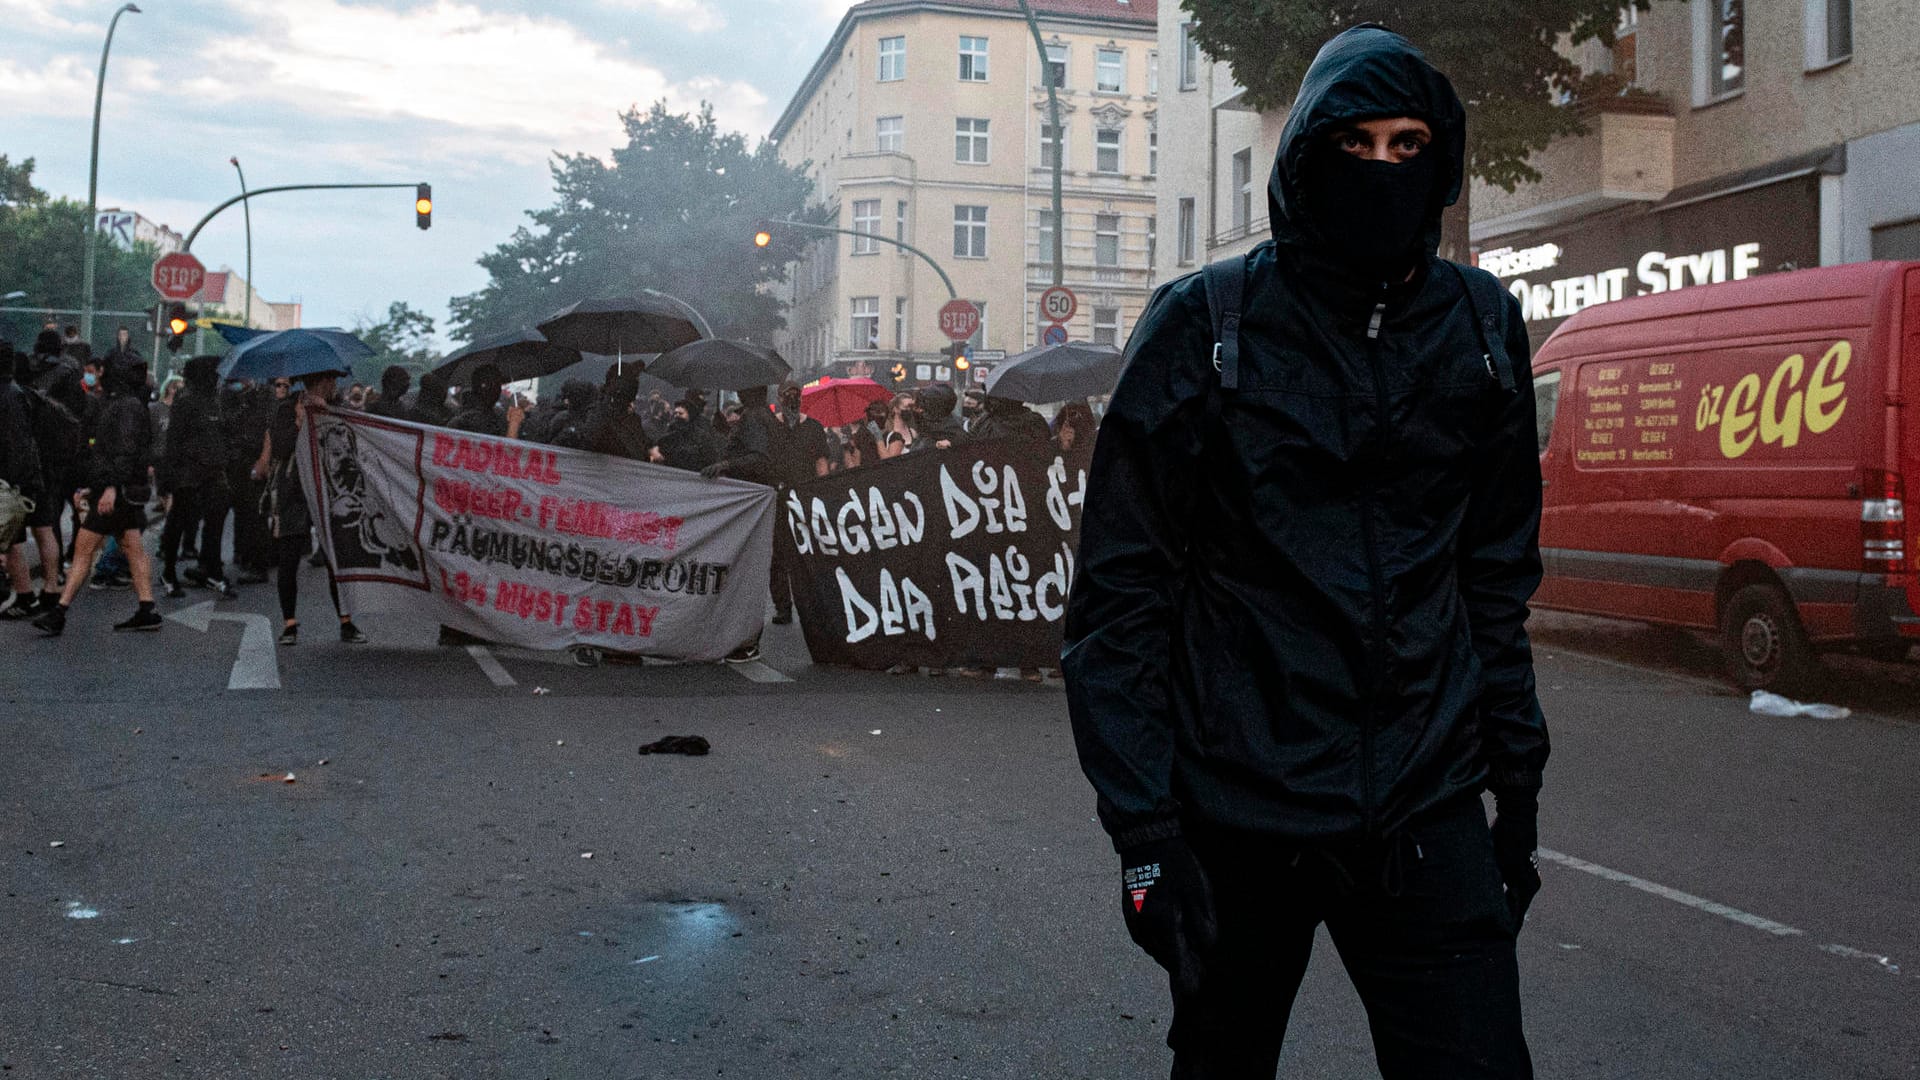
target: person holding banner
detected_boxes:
[254,373,366,647]
[1064,25,1546,1079]
[701,385,781,662]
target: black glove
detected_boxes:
[1490,790,1541,929]
[699,461,726,480]
[1119,835,1217,1000]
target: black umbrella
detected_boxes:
[646,339,790,391]
[535,295,702,365]
[425,327,580,394]
[983,341,1125,404]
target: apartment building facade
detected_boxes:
[770,0,1159,383]
[1158,2,1920,339]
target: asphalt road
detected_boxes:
[2,572,1917,1079]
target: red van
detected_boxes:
[1530,260,1920,692]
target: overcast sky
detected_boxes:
[2,0,852,342]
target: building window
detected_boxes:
[1096,127,1122,174]
[1702,0,1744,97]
[1148,51,1159,95]
[1044,43,1068,89]
[1231,148,1253,229]
[1178,22,1199,90]
[896,200,909,253]
[1092,307,1120,346]
[959,35,988,81]
[851,199,881,255]
[876,115,903,153]
[1146,215,1157,269]
[1148,129,1158,176]
[1096,48,1124,93]
[894,297,907,350]
[851,297,880,350]
[1177,196,1196,264]
[1532,371,1562,454]
[954,204,988,259]
[1095,213,1121,267]
[1041,123,1066,170]
[1871,218,1920,260]
[1808,0,1852,66]
[1036,209,1058,261]
[879,36,906,82]
[955,117,990,164]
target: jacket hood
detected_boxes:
[183,355,221,393]
[1269,24,1466,258]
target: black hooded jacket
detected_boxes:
[1064,26,1547,849]
[161,357,229,492]
[85,362,154,500]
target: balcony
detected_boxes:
[835,151,917,186]
[1471,99,1675,243]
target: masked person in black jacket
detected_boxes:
[1064,26,1546,1080]
[33,355,162,635]
[158,356,236,599]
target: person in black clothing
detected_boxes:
[252,372,365,646]
[539,379,599,448]
[1,344,45,617]
[909,384,965,451]
[447,363,525,438]
[767,383,830,624]
[1064,26,1546,1079]
[702,385,781,663]
[654,398,723,473]
[580,373,654,462]
[366,365,416,422]
[969,394,1051,449]
[222,380,275,583]
[157,356,236,599]
[32,354,162,635]
[103,325,141,368]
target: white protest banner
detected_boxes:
[298,408,774,660]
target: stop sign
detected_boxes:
[938,299,981,342]
[151,252,207,301]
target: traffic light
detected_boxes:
[166,302,190,353]
[948,341,971,372]
[888,362,908,385]
[753,222,773,248]
[415,183,432,230]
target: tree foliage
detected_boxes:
[1,155,169,353]
[1180,0,1664,192]
[449,101,823,347]
[351,301,442,388]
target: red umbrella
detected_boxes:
[802,377,891,427]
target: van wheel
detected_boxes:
[1720,584,1821,696]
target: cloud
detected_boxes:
[0,0,90,34]
[602,0,727,34]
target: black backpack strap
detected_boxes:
[1449,261,1515,392]
[1203,254,1248,391]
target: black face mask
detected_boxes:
[1301,147,1439,277]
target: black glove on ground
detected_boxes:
[1119,836,1218,1001]
[1490,790,1541,928]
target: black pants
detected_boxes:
[1172,798,1531,1080]
[227,462,270,573]
[275,534,341,623]
[770,492,798,618]
[161,482,230,582]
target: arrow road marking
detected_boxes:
[165,601,280,691]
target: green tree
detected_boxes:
[1179,1,1667,254]
[0,155,165,354]
[449,101,823,348]
[351,301,442,388]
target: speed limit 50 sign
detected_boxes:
[1039,285,1077,324]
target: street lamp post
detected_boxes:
[230,157,252,328]
[79,2,141,345]
[755,219,957,300]
[1017,0,1065,290]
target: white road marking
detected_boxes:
[466,645,517,687]
[731,660,793,684]
[1540,848,1905,973]
[1540,848,1803,935]
[166,601,280,691]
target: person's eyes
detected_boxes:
[1394,135,1427,156]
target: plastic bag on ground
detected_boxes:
[1749,690,1851,720]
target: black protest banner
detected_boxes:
[785,443,1091,670]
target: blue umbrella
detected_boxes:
[218,328,375,382]
[212,323,274,347]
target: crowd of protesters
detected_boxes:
[3,323,1092,662]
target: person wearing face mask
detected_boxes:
[1065,26,1545,1079]
[766,382,829,625]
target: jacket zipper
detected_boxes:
[1358,291,1391,840]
